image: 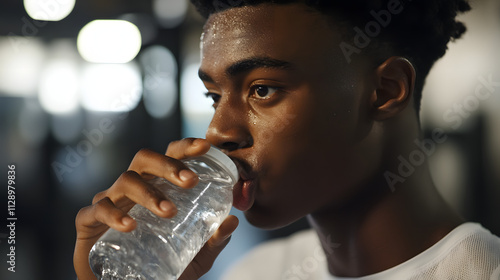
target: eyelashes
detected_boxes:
[204,91,220,103]
[204,84,283,109]
[252,85,279,99]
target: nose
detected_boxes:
[205,101,253,152]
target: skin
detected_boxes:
[74,2,464,279]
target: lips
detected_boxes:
[232,178,256,211]
[231,158,257,211]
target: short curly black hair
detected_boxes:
[190,0,471,114]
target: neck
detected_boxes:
[307,164,464,277]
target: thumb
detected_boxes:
[178,215,239,280]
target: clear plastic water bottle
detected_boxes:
[88,146,238,280]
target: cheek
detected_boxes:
[251,85,378,211]
[249,109,334,214]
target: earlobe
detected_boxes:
[371,57,416,121]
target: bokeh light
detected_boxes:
[140,45,178,118]
[38,59,80,114]
[77,20,142,63]
[80,63,142,112]
[153,0,188,28]
[24,0,75,21]
[0,37,45,97]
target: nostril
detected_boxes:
[221,137,252,151]
[206,120,253,151]
[221,142,241,151]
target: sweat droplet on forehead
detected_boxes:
[203,5,276,45]
[201,3,342,59]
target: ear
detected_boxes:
[370,56,416,120]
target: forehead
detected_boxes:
[200,3,344,71]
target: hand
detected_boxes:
[74,138,239,280]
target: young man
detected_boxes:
[74,0,500,279]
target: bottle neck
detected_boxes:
[182,156,237,186]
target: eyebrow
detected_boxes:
[198,57,293,83]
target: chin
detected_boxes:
[243,205,303,230]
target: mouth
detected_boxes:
[231,158,257,211]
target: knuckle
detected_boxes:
[136,148,153,158]
[130,148,154,167]
[129,148,152,170]
[119,170,140,184]
[93,199,117,223]
[75,207,89,227]
[93,198,109,213]
[163,156,180,168]
[166,140,182,154]
[156,155,182,175]
[167,139,181,148]
[92,191,107,204]
[167,138,196,152]
[183,137,197,144]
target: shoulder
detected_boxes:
[221,229,329,280]
[221,223,500,280]
[385,222,500,280]
[435,223,500,278]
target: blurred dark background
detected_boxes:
[0,0,499,279]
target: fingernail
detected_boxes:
[159,200,172,212]
[122,216,134,226]
[179,169,197,182]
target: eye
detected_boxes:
[204,92,221,104]
[251,85,279,99]
[204,92,221,108]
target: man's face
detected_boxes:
[200,3,382,229]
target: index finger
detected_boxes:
[128,149,199,189]
[166,138,211,160]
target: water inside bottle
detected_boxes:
[89,169,233,280]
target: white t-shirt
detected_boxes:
[222,223,500,280]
